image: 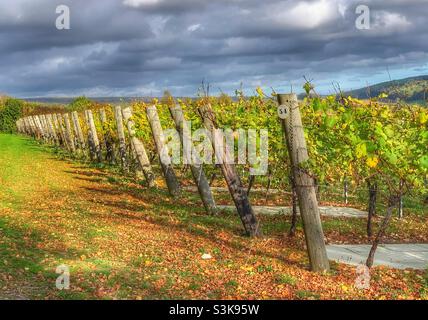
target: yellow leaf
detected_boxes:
[145,260,152,266]
[240,266,253,272]
[366,156,379,168]
[419,112,428,125]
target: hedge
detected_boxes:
[0,98,24,133]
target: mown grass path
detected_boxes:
[0,134,426,299]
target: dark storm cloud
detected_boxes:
[0,0,427,97]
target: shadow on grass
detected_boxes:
[61,167,307,270]
[0,216,87,299]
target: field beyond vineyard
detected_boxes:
[0,133,427,299]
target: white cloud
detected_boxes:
[271,0,339,29]
[373,11,412,30]
[187,24,201,32]
[123,0,160,8]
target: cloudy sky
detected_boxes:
[1,0,428,97]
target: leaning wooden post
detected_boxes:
[122,107,156,187]
[21,119,26,134]
[30,117,38,138]
[85,110,102,162]
[30,116,40,139]
[146,105,181,197]
[16,119,22,134]
[33,116,41,139]
[198,103,260,237]
[44,115,53,142]
[99,109,115,163]
[71,111,86,152]
[37,115,47,141]
[25,118,32,136]
[39,115,49,142]
[63,113,76,154]
[46,114,59,145]
[277,93,330,272]
[114,106,129,171]
[84,110,95,160]
[169,104,217,214]
[19,119,24,134]
[23,117,32,136]
[19,118,25,135]
[34,115,46,142]
[56,114,68,148]
[43,114,54,143]
[39,115,48,141]
[53,114,65,146]
[24,118,29,135]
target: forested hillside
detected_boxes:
[345,75,428,104]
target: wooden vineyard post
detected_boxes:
[20,118,25,135]
[24,118,32,136]
[198,103,260,237]
[99,108,115,163]
[85,110,102,162]
[18,118,24,135]
[39,115,48,142]
[30,116,40,140]
[122,107,156,187]
[44,114,54,143]
[169,104,217,214]
[31,117,39,138]
[34,116,46,142]
[46,114,59,145]
[25,118,33,136]
[21,119,27,135]
[57,114,68,148]
[19,119,25,134]
[15,119,22,134]
[21,119,26,134]
[53,114,65,147]
[146,105,181,197]
[63,113,76,154]
[114,106,129,171]
[72,111,86,153]
[84,110,95,159]
[277,93,330,272]
[25,118,32,136]
[37,115,48,142]
[21,118,27,135]
[23,117,33,137]
[39,114,51,143]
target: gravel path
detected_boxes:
[217,205,367,218]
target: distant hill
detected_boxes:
[345,75,428,104]
[23,96,197,105]
[24,97,145,105]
